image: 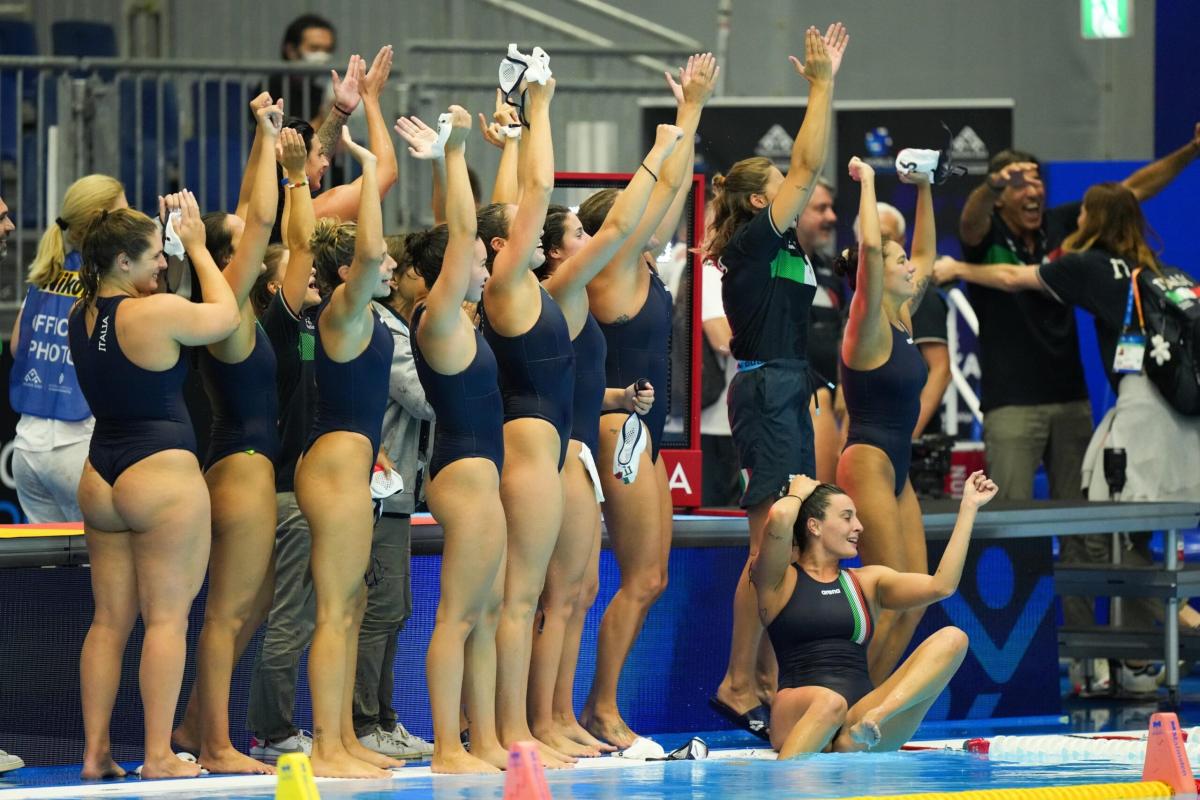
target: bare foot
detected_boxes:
[344,739,404,770]
[469,741,511,771]
[431,748,502,774]
[310,750,392,779]
[138,754,202,780]
[580,706,638,750]
[555,716,617,753]
[532,726,600,758]
[499,730,575,767]
[715,680,761,717]
[170,722,200,756]
[80,754,126,780]
[198,747,275,775]
[848,717,882,750]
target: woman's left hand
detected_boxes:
[624,381,654,414]
[961,470,998,509]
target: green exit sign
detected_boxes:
[1082,0,1133,39]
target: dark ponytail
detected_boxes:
[832,245,858,292]
[536,204,571,280]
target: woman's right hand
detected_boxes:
[394,115,441,160]
[624,381,654,414]
[444,105,472,151]
[340,125,377,166]
[848,156,873,183]
[173,190,206,252]
[653,123,684,152]
[255,98,284,137]
[960,470,998,509]
[279,128,308,176]
[787,474,820,500]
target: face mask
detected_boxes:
[301,50,332,65]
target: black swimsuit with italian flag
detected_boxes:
[766,564,876,707]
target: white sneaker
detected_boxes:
[249,731,313,763]
[0,749,24,774]
[386,723,433,759]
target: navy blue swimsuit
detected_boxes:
[68,296,197,485]
[570,313,607,455]
[198,323,280,470]
[597,269,671,461]
[841,324,927,496]
[767,565,875,708]
[480,286,575,470]
[411,304,505,478]
[305,297,394,464]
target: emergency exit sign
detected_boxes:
[1082,0,1133,39]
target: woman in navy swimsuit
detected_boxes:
[753,471,994,758]
[835,155,938,684]
[70,193,240,780]
[293,127,398,780]
[399,106,510,774]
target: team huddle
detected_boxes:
[17,14,1198,783]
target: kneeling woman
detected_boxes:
[752,471,996,758]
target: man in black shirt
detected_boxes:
[956,132,1200,503]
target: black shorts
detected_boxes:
[728,359,815,508]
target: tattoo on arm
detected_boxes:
[316,107,350,164]
[911,274,932,309]
[614,313,631,324]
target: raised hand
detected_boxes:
[681,52,719,106]
[822,22,849,77]
[988,161,1040,190]
[961,470,998,508]
[394,115,441,159]
[787,473,820,500]
[653,123,684,151]
[248,91,274,115]
[525,75,556,104]
[340,125,377,165]
[331,53,363,113]
[479,90,518,149]
[932,256,964,285]
[279,128,308,176]
[255,98,284,136]
[848,155,873,183]
[788,26,832,85]
[493,87,520,126]
[359,44,394,103]
[444,105,472,151]
[174,190,207,251]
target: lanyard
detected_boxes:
[1120,267,1146,336]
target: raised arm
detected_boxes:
[752,475,821,592]
[224,102,283,305]
[312,45,397,222]
[932,257,1042,294]
[279,128,317,314]
[488,77,554,294]
[905,178,936,312]
[544,124,683,298]
[235,92,276,220]
[422,108,477,336]
[842,157,887,367]
[327,127,383,323]
[769,24,846,234]
[482,89,521,205]
[1122,122,1200,201]
[605,53,718,274]
[145,191,241,345]
[314,53,362,162]
[874,471,997,610]
[959,160,1037,247]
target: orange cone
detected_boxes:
[1141,712,1198,795]
[502,741,552,800]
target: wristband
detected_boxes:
[333,102,354,117]
[501,123,522,140]
[640,162,658,182]
[785,494,805,502]
[286,178,310,189]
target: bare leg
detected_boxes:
[426,460,506,774]
[464,556,509,771]
[581,443,670,748]
[770,687,848,759]
[297,434,390,779]
[552,501,614,752]
[811,389,840,485]
[494,420,572,765]
[194,456,276,774]
[834,627,969,752]
[79,514,136,780]
[529,445,602,757]
[715,497,773,716]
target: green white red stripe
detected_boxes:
[838,570,872,645]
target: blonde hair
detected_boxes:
[310,217,356,295]
[28,175,125,289]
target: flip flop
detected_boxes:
[708,696,771,741]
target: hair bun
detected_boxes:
[832,247,855,277]
[711,173,726,189]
